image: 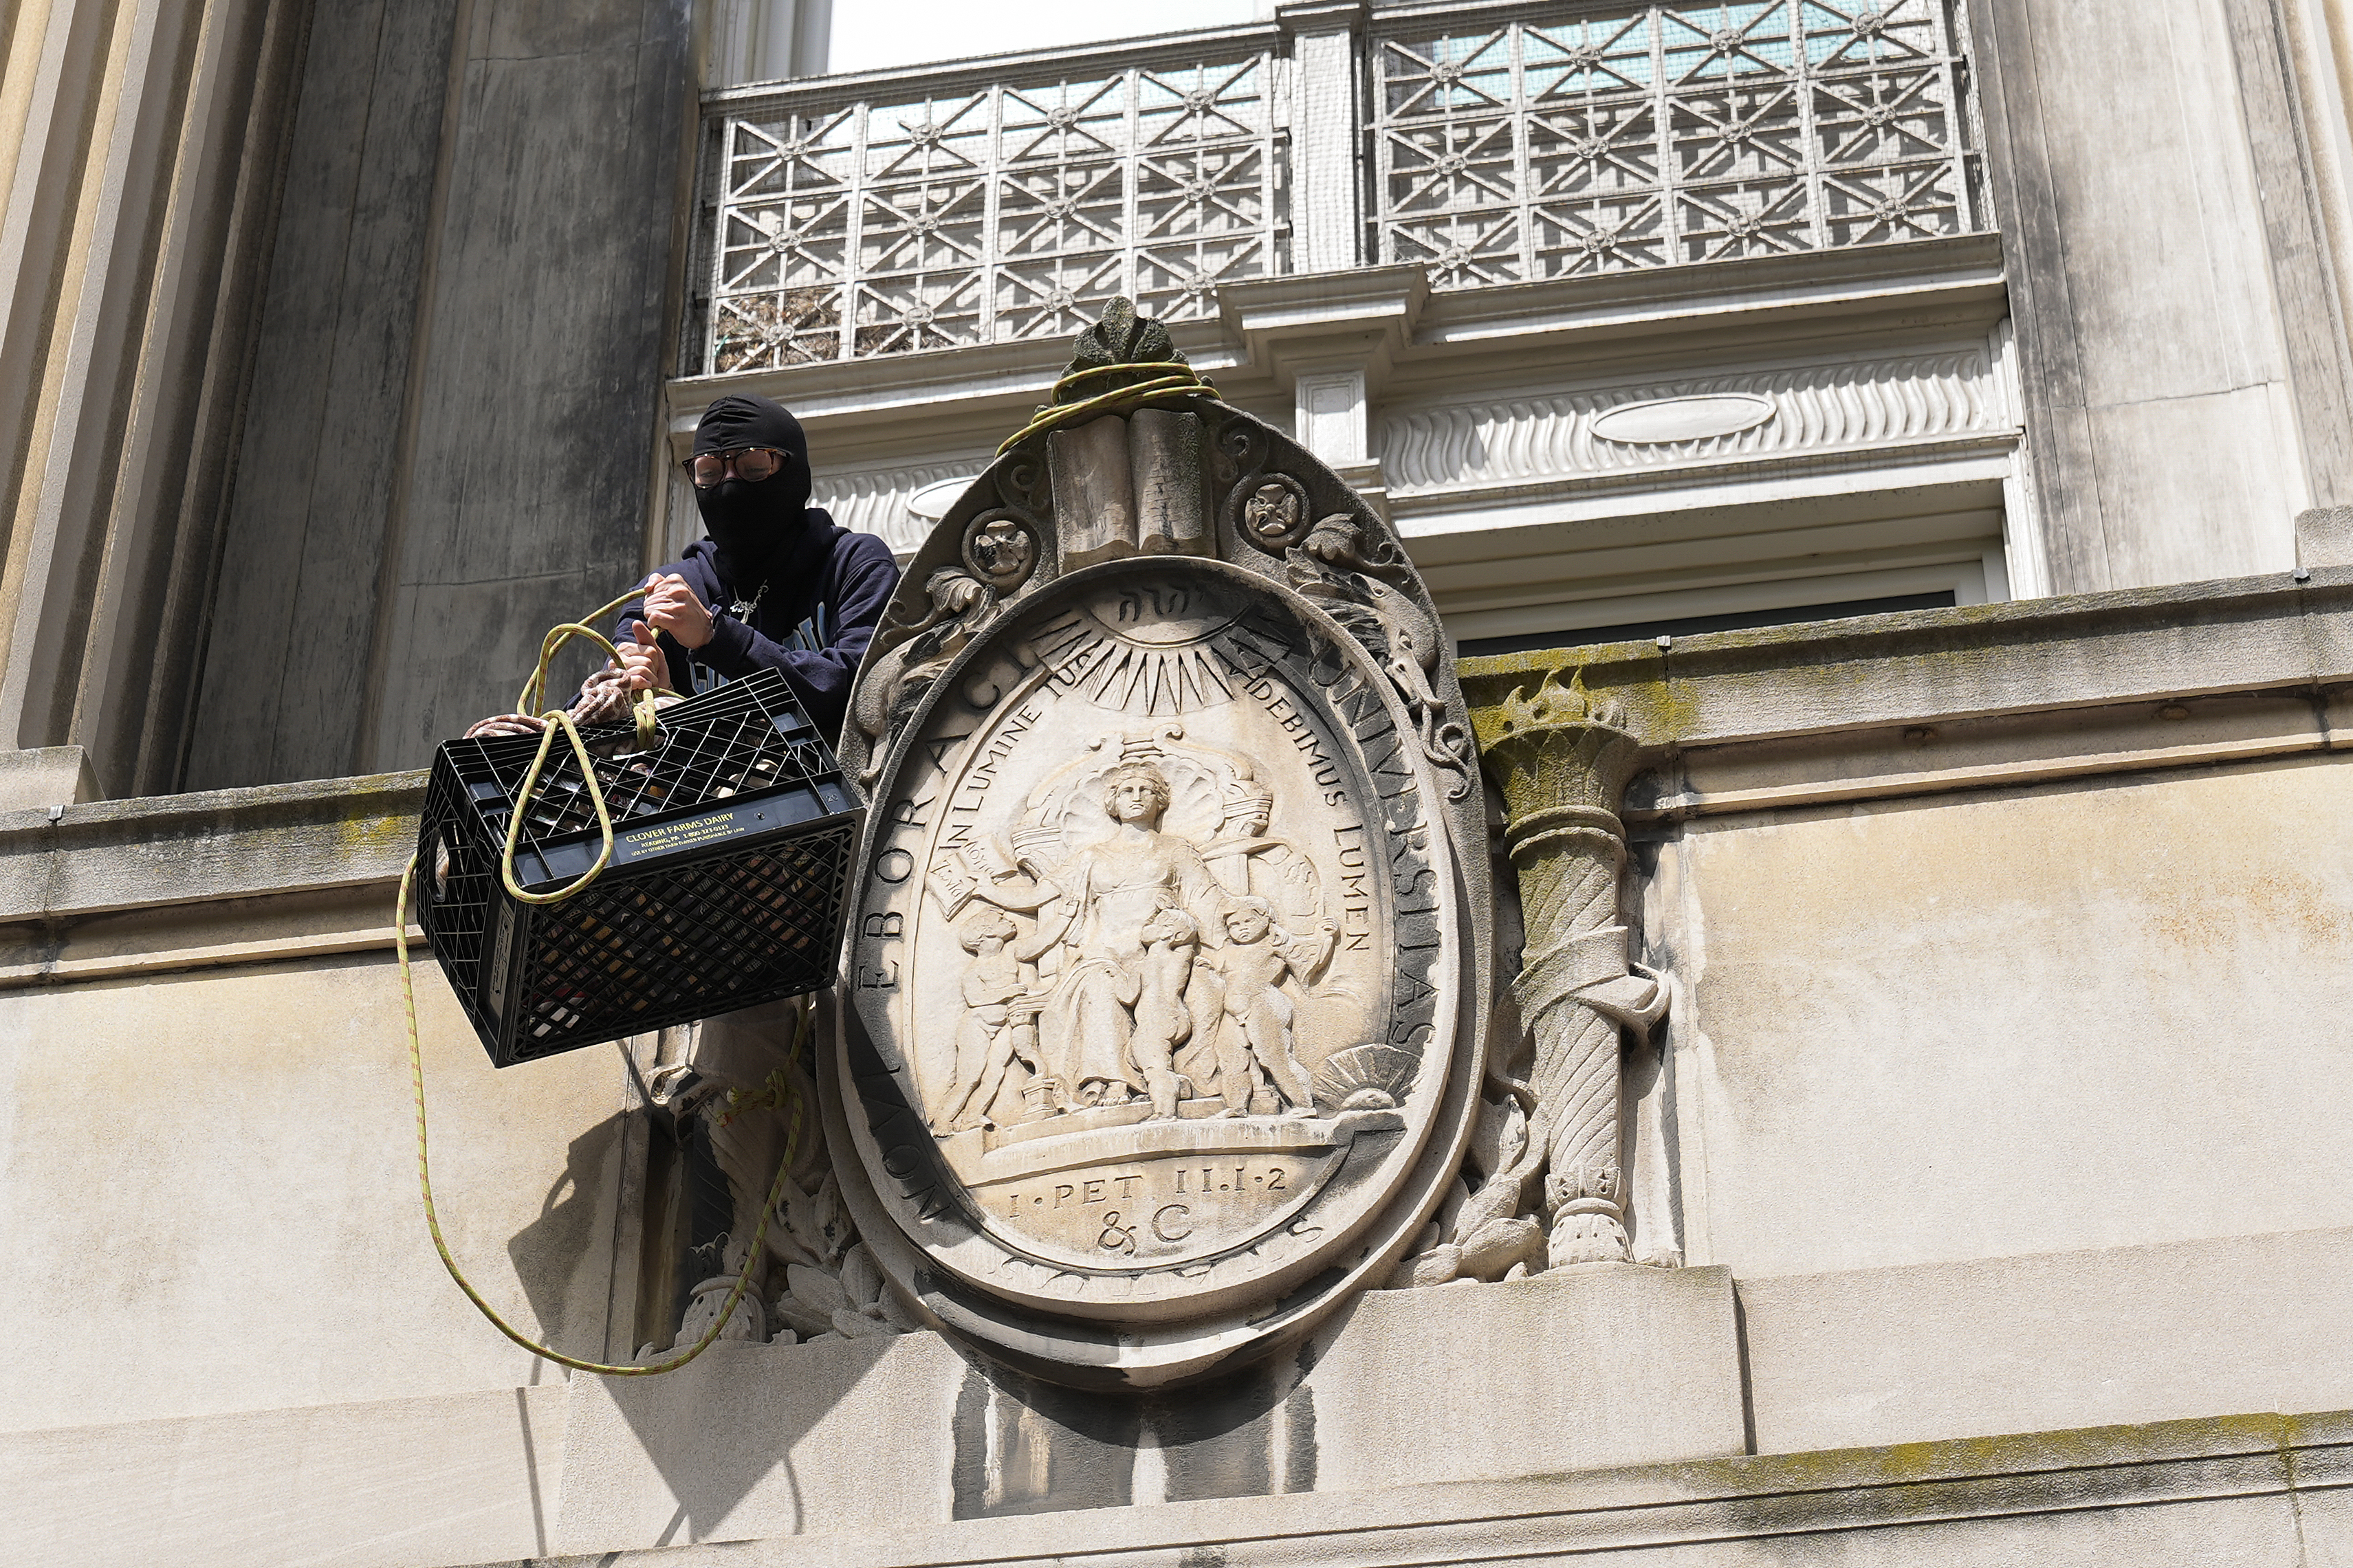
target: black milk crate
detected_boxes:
[415,668,862,1068]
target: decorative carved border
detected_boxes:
[1377,351,2000,494]
[810,459,992,552]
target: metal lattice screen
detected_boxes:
[1368,0,1982,285]
[698,46,1287,371]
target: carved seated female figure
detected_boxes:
[1027,762,1227,1108]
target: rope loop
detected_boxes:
[994,360,1215,455]
[398,857,807,1376]
[497,708,615,905]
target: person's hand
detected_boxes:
[639,573,714,649]
[617,621,672,693]
[567,664,635,725]
[465,712,545,739]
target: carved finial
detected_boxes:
[1473,666,1628,751]
[1055,296,1187,404]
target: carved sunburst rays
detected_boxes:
[1369,1,1973,286]
[1029,610,1254,720]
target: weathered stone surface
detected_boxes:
[0,744,96,812]
[1742,1226,2353,1455]
[1656,752,2353,1281]
[188,0,694,786]
[0,769,422,921]
[0,1384,567,1568]
[0,940,627,1434]
[833,311,1489,1386]
[551,1263,1740,1555]
[1458,568,2353,754]
[2299,507,2353,568]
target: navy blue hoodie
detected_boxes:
[621,394,899,741]
[617,514,897,743]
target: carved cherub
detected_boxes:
[934,905,1043,1131]
[1128,906,1201,1120]
[1206,897,1337,1116]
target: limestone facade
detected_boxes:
[8,575,2353,1563]
[6,1,2353,1565]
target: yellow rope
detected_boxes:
[398,577,801,1375]
[994,360,1215,454]
[398,857,804,1375]
[496,707,616,905]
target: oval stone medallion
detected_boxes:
[1591,391,1775,444]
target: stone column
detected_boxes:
[1279,0,1368,275]
[1476,669,1666,1270]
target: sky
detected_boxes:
[827,0,1262,76]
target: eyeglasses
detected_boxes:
[682,446,787,488]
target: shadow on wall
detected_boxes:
[503,1111,631,1369]
[582,1329,1322,1545]
[950,1350,1317,1518]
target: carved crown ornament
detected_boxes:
[829,300,1491,1389]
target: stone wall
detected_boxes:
[184,0,696,790]
[6,569,2353,1564]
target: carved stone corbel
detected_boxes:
[1475,669,1667,1269]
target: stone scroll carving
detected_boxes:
[633,1006,919,1360]
[830,301,1489,1389]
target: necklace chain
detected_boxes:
[727,580,767,620]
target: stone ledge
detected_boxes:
[553,1263,1746,1556]
[1461,565,2353,754]
[0,769,424,922]
[1739,1224,2353,1456]
[551,1406,2353,1568]
[9,1264,2350,1567]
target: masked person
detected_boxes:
[465,394,896,744]
[607,394,897,740]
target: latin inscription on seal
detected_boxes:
[842,567,1454,1313]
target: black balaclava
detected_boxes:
[692,393,813,587]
